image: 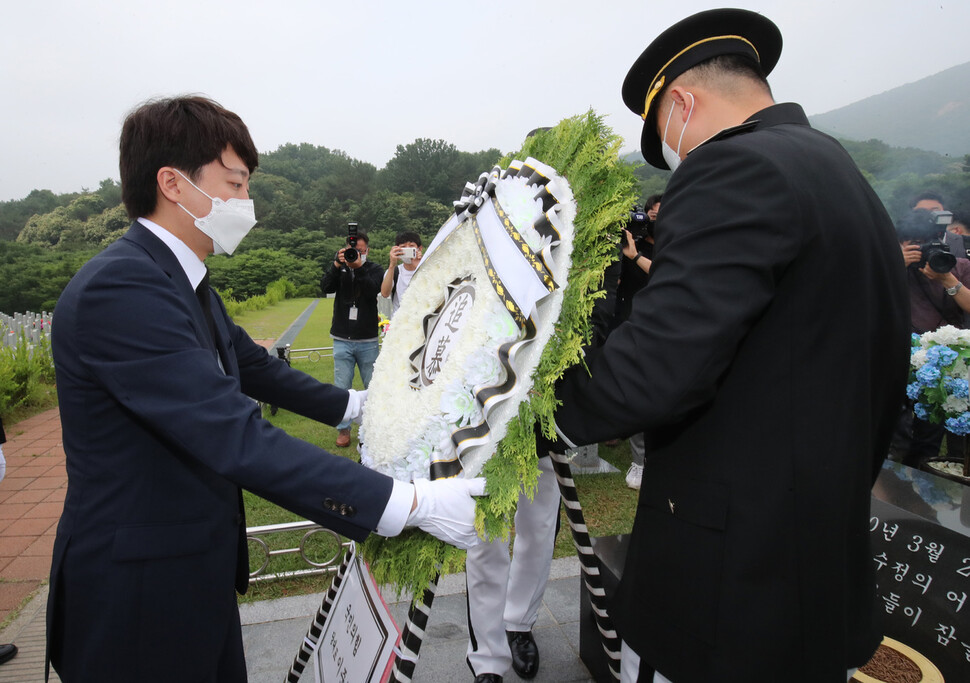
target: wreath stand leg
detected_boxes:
[550,451,622,681]
[387,578,440,683]
[284,547,354,682]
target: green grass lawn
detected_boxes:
[237,297,637,603]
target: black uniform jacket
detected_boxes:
[47,222,394,681]
[555,104,910,682]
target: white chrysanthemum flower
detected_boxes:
[441,380,482,427]
[495,175,544,229]
[467,347,504,387]
[486,298,520,343]
[519,222,554,252]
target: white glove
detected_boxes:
[345,389,367,424]
[406,477,486,550]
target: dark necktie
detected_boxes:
[196,270,217,347]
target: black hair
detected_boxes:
[395,231,422,247]
[912,191,945,209]
[120,96,259,219]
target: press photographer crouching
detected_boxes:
[898,208,970,467]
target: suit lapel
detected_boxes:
[123,222,220,356]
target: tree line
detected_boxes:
[1,136,969,314]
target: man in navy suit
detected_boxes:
[47,96,483,682]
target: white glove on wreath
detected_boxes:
[406,477,486,549]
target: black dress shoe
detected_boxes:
[507,630,539,679]
[474,674,502,683]
[0,643,17,665]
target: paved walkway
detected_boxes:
[0,408,64,627]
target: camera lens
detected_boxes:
[344,247,359,263]
[927,249,956,273]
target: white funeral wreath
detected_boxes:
[360,158,576,481]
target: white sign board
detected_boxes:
[314,550,401,683]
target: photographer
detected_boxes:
[898,208,970,468]
[320,226,384,448]
[898,208,970,334]
[614,194,661,328]
[380,230,423,316]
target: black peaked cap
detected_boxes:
[622,8,782,169]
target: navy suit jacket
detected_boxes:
[47,222,394,681]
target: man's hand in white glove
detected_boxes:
[406,477,486,550]
[345,389,367,425]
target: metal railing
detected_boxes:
[288,346,334,362]
[246,520,351,583]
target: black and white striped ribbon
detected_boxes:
[387,580,439,683]
[550,451,622,680]
[285,546,354,682]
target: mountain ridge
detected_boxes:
[808,61,970,157]
[621,61,970,161]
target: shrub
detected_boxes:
[0,332,55,417]
[221,277,294,319]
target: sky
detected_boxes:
[2,0,969,203]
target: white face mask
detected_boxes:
[175,170,257,255]
[661,92,695,172]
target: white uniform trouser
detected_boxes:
[466,456,560,676]
[620,641,859,682]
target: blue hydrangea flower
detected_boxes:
[915,364,941,386]
[912,333,922,346]
[906,382,922,401]
[945,377,970,399]
[914,402,930,420]
[926,345,959,367]
[944,412,970,436]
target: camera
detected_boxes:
[344,222,360,263]
[399,246,417,264]
[897,209,955,273]
[626,207,653,241]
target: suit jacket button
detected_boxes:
[345,505,356,517]
[339,504,349,516]
[324,498,335,510]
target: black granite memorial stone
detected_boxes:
[869,460,969,679]
[579,461,970,681]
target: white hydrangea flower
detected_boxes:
[943,395,970,414]
[925,325,964,347]
[911,348,929,369]
[951,358,969,378]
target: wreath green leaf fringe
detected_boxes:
[360,110,638,602]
